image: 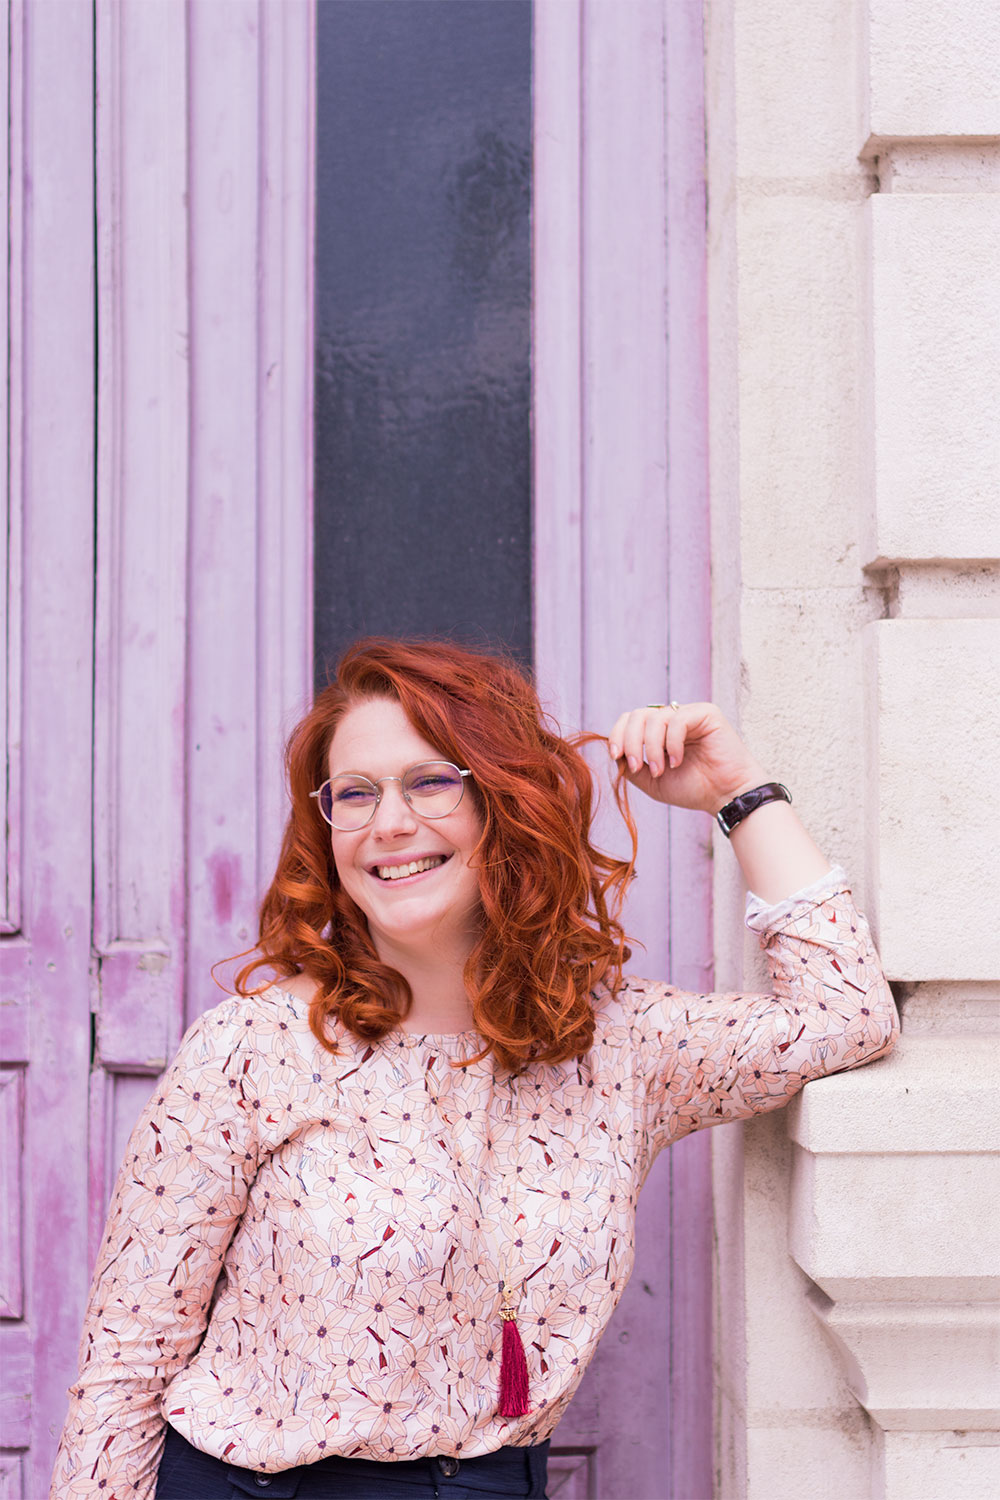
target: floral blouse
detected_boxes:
[51,868,897,1499]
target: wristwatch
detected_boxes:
[716,782,792,837]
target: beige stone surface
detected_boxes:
[898,979,1000,1035]
[745,1417,874,1500]
[791,1149,1000,1289]
[889,561,1000,620]
[868,0,1000,138]
[736,196,869,591]
[707,3,1000,1494]
[736,589,881,883]
[789,1037,1000,1450]
[819,1300,1000,1431]
[732,0,869,176]
[864,619,1000,979]
[878,1430,1000,1499]
[876,141,1000,194]
[788,1034,1000,1155]
[867,194,1000,564]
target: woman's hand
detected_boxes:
[609,703,833,900]
[607,703,769,815]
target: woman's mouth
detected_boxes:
[371,854,450,883]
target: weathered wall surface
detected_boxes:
[705,0,1000,1495]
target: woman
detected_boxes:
[52,638,897,1500]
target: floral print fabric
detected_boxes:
[51,869,897,1499]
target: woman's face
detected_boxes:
[325,697,484,963]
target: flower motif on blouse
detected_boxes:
[530,1163,586,1231]
[352,1370,415,1445]
[345,1264,412,1344]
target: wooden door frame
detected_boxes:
[533,3,713,1495]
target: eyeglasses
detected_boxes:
[310,760,473,831]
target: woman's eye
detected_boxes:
[334,785,374,804]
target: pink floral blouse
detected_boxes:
[51,869,897,1499]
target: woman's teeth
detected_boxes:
[375,855,447,882]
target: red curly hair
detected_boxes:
[235,638,637,1071]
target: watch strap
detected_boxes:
[716,782,792,837]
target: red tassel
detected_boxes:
[499,1309,530,1417]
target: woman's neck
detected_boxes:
[373,934,477,1034]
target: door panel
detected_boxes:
[533,2,713,1494]
[0,5,314,1491]
[1,9,97,1498]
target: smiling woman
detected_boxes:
[236,638,633,1068]
[51,637,898,1500]
[319,698,486,1031]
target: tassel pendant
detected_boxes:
[498,1282,530,1417]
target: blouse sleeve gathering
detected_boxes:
[50,998,262,1500]
[627,867,899,1174]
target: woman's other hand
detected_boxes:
[608,702,832,902]
[606,702,767,815]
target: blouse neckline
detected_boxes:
[268,985,483,1054]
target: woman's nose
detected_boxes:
[370,780,418,836]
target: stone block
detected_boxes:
[788,1037,1000,1440]
[866,194,1000,564]
[746,1418,873,1500]
[733,0,869,177]
[879,1430,1000,1499]
[737,588,877,885]
[736,196,869,590]
[820,1300,1000,1430]
[788,1034,1000,1157]
[869,0,1000,137]
[864,619,1000,980]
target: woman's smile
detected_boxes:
[370,853,451,883]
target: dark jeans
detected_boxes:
[155,1424,550,1500]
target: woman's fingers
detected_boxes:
[607,712,630,762]
[608,706,680,777]
[664,709,686,770]
[621,709,653,774]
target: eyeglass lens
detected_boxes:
[318,761,466,829]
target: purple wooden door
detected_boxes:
[1,4,710,1497]
[1,4,313,1493]
[533,4,713,1496]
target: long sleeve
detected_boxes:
[50,998,262,1500]
[627,868,898,1172]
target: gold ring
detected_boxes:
[645,702,666,709]
[669,700,680,712]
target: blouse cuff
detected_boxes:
[744,864,848,934]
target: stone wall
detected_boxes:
[705,1,1000,1495]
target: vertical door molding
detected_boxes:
[1,0,23,950]
[92,0,190,1077]
[256,0,316,898]
[184,0,314,1027]
[660,8,714,1499]
[184,0,266,1025]
[532,0,583,737]
[0,2,97,1495]
[533,2,712,1495]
